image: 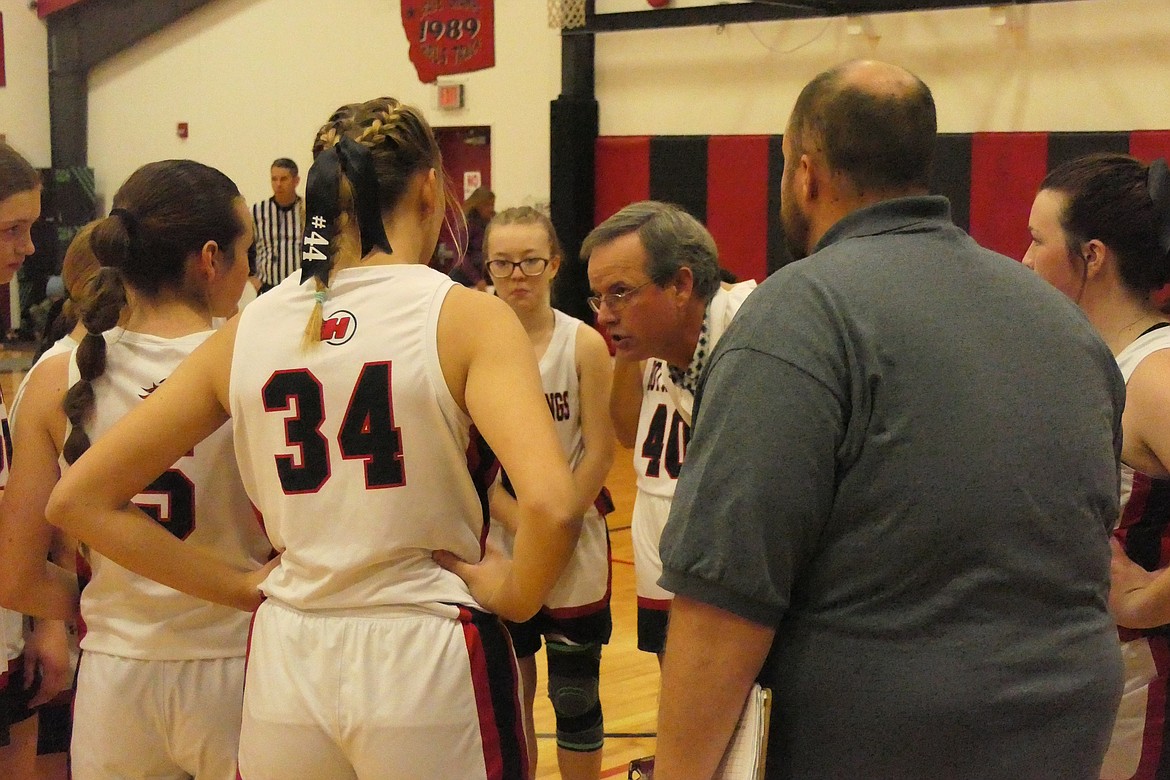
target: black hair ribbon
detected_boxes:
[300,136,393,285]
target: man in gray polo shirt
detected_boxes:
[653,59,1124,779]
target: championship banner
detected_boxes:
[402,0,494,84]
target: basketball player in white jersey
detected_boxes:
[46,98,580,780]
[1024,153,1170,780]
[4,222,98,780]
[484,206,614,780]
[0,159,271,780]
[0,140,73,780]
[583,201,755,662]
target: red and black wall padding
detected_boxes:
[595,130,1170,282]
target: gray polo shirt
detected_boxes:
[661,196,1124,779]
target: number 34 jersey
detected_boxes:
[230,265,491,615]
[67,328,272,660]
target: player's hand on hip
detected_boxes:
[433,541,516,618]
[236,554,282,612]
[25,618,72,707]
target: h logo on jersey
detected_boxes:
[321,310,357,346]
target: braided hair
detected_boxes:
[301,98,448,347]
[62,160,242,464]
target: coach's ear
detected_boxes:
[669,265,696,306]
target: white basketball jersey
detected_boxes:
[230,265,489,614]
[70,328,271,660]
[488,310,609,613]
[10,333,79,433]
[1116,325,1170,518]
[543,310,586,471]
[5,334,77,666]
[0,386,21,666]
[630,281,755,499]
[632,359,690,499]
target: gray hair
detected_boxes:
[581,201,721,302]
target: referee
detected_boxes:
[250,158,304,292]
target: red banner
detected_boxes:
[36,0,90,18]
[402,0,494,84]
[0,14,5,89]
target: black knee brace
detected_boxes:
[545,640,604,752]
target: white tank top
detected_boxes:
[488,309,610,612]
[633,359,690,498]
[230,265,489,615]
[69,327,271,660]
[542,310,586,471]
[1115,324,1170,522]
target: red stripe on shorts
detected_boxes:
[461,605,506,780]
[1132,638,1170,778]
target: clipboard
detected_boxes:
[714,683,772,780]
[626,683,772,780]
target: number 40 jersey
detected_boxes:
[634,359,690,499]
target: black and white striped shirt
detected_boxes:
[251,196,304,287]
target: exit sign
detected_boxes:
[437,82,464,111]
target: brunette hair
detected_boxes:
[0,141,40,202]
[1041,153,1170,295]
[62,160,242,464]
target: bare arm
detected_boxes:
[0,354,79,619]
[45,320,271,612]
[1110,539,1170,628]
[1120,351,1170,479]
[1109,352,1170,627]
[610,356,643,449]
[571,323,615,516]
[654,595,776,780]
[487,481,520,535]
[435,288,580,622]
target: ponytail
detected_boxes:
[62,211,133,464]
[300,133,393,350]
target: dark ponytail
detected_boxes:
[61,160,241,464]
[1042,153,1170,295]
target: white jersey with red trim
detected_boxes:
[543,310,586,470]
[1101,324,1170,780]
[70,327,271,660]
[489,310,609,614]
[230,265,491,615]
[632,359,690,499]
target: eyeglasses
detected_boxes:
[587,281,653,314]
[486,257,549,278]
